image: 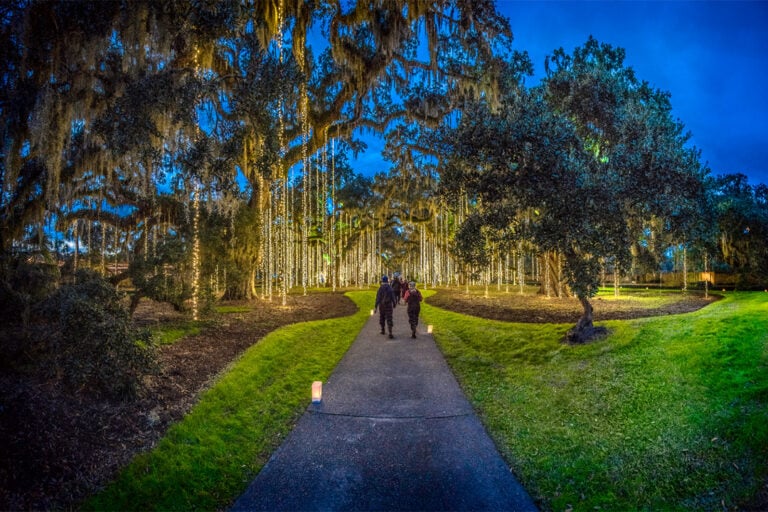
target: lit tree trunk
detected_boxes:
[538,251,570,297]
[703,252,709,299]
[73,220,79,274]
[600,258,606,288]
[250,267,258,298]
[505,253,509,293]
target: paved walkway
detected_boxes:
[231,303,538,511]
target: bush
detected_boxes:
[39,270,158,400]
[0,254,61,364]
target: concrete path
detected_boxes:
[231,302,538,511]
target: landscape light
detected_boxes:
[427,325,433,334]
[311,381,322,403]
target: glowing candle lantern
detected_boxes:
[427,325,433,334]
[311,381,322,403]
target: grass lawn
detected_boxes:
[150,322,204,345]
[422,290,768,511]
[84,291,371,511]
[86,288,766,511]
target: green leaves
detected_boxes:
[40,270,158,400]
[441,37,707,322]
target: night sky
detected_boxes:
[351,1,768,186]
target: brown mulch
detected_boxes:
[426,288,720,323]
[0,292,357,511]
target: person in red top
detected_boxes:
[403,281,423,338]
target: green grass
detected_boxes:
[84,291,372,511]
[214,305,252,314]
[151,322,204,345]
[421,290,768,511]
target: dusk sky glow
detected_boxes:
[351,1,768,186]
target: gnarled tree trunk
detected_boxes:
[565,295,608,344]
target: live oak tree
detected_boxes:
[0,0,233,301]
[210,0,515,297]
[1,1,514,301]
[712,173,768,286]
[442,38,708,343]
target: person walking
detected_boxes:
[391,273,402,304]
[403,281,423,338]
[374,275,397,338]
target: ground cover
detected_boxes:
[422,290,768,511]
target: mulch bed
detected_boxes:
[426,288,720,323]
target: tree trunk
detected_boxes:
[250,267,258,298]
[565,295,608,344]
[538,251,570,298]
[222,265,257,301]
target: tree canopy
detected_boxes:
[439,37,709,341]
[1,1,764,340]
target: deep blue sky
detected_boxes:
[351,0,768,186]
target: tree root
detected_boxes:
[564,324,609,344]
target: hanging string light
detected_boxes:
[330,137,336,291]
[191,183,201,321]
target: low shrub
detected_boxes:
[38,270,158,400]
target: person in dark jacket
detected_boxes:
[374,275,397,338]
[391,274,402,304]
[403,281,423,338]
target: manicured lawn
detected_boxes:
[84,291,371,511]
[422,290,768,511]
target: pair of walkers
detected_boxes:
[374,275,423,339]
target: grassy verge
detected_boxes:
[150,322,204,346]
[85,290,372,511]
[421,290,768,511]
